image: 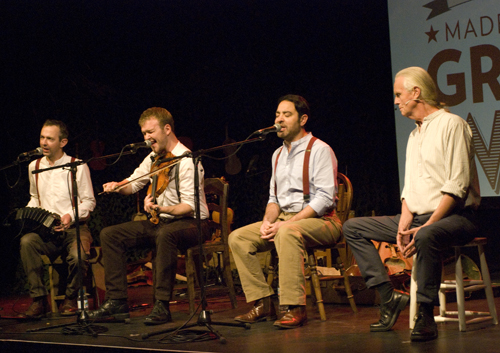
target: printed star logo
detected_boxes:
[425,25,439,42]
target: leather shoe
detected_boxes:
[23,297,50,319]
[370,290,409,332]
[87,299,130,322]
[273,305,307,329]
[60,297,78,316]
[143,300,172,325]
[234,296,277,323]
[411,304,438,342]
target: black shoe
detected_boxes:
[370,290,410,332]
[411,304,438,342]
[87,299,130,322]
[143,300,172,326]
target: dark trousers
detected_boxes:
[100,218,209,302]
[343,210,478,304]
[20,224,92,299]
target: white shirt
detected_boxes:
[27,153,96,222]
[401,109,481,215]
[127,141,209,220]
[269,133,338,216]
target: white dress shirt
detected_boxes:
[401,109,481,215]
[27,153,96,222]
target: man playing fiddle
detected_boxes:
[88,107,210,325]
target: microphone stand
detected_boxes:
[142,134,269,343]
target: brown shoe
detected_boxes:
[60,297,78,316]
[234,296,277,323]
[273,305,307,329]
[23,297,50,319]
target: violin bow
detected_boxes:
[98,159,183,195]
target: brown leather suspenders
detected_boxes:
[34,156,77,207]
[274,136,318,202]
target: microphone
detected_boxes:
[125,140,152,149]
[395,99,420,110]
[18,147,43,158]
[404,99,420,105]
[254,123,282,135]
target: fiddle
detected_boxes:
[98,157,182,195]
[147,152,175,224]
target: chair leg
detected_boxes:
[437,268,447,318]
[308,251,326,321]
[455,247,467,331]
[41,255,58,314]
[221,251,238,310]
[48,263,58,314]
[409,254,417,329]
[478,244,499,325]
[336,247,357,313]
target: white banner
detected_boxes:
[388,0,500,197]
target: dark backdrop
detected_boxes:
[0,0,407,293]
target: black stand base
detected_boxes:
[141,309,250,343]
[25,309,110,337]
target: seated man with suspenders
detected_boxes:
[229,95,342,329]
[19,119,96,318]
[87,107,210,325]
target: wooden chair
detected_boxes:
[42,253,97,314]
[307,172,357,319]
[409,237,498,331]
[185,177,238,314]
[267,172,357,320]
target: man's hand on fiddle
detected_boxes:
[144,194,158,213]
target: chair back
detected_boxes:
[204,177,230,244]
[336,172,353,224]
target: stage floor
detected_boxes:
[1,285,499,353]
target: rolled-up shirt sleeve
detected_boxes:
[127,153,154,194]
[308,145,337,216]
[440,120,472,199]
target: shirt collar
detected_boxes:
[151,141,188,160]
[282,132,313,150]
[416,108,443,127]
[171,141,188,156]
[43,152,67,166]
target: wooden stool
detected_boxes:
[409,237,498,331]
